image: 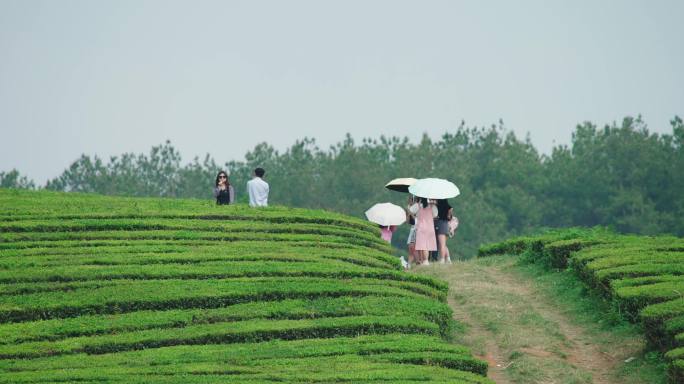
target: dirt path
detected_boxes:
[416,257,647,384]
[446,293,511,384]
[481,264,619,384]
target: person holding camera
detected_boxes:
[213,170,235,205]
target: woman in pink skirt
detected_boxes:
[409,197,438,265]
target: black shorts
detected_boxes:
[434,219,449,235]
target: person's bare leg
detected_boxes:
[408,243,415,265]
[438,234,449,263]
[421,250,429,265]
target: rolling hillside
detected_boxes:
[0,189,490,383]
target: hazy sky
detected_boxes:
[1,0,682,184]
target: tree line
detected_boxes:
[3,116,683,258]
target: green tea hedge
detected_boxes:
[0,189,490,383]
[478,228,684,382]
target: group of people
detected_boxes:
[213,168,269,207]
[407,196,455,266]
[382,197,456,267]
[214,169,455,267]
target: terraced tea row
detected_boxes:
[0,245,401,277]
[478,229,684,382]
[0,277,448,322]
[0,255,443,285]
[0,220,384,248]
[0,189,379,231]
[0,189,490,383]
[1,230,389,252]
[0,334,491,383]
[0,296,451,346]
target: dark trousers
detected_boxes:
[429,219,440,261]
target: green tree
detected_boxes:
[0,169,35,189]
[21,115,682,257]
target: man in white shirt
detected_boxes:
[247,167,269,207]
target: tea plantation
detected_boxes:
[479,228,684,383]
[0,189,490,383]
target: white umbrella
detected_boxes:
[385,178,417,193]
[408,178,460,199]
[364,202,406,226]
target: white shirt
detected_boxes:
[409,202,438,218]
[247,177,269,207]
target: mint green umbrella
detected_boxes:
[408,178,460,199]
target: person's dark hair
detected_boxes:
[421,197,429,208]
[215,171,230,187]
[436,199,451,220]
[254,168,265,178]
